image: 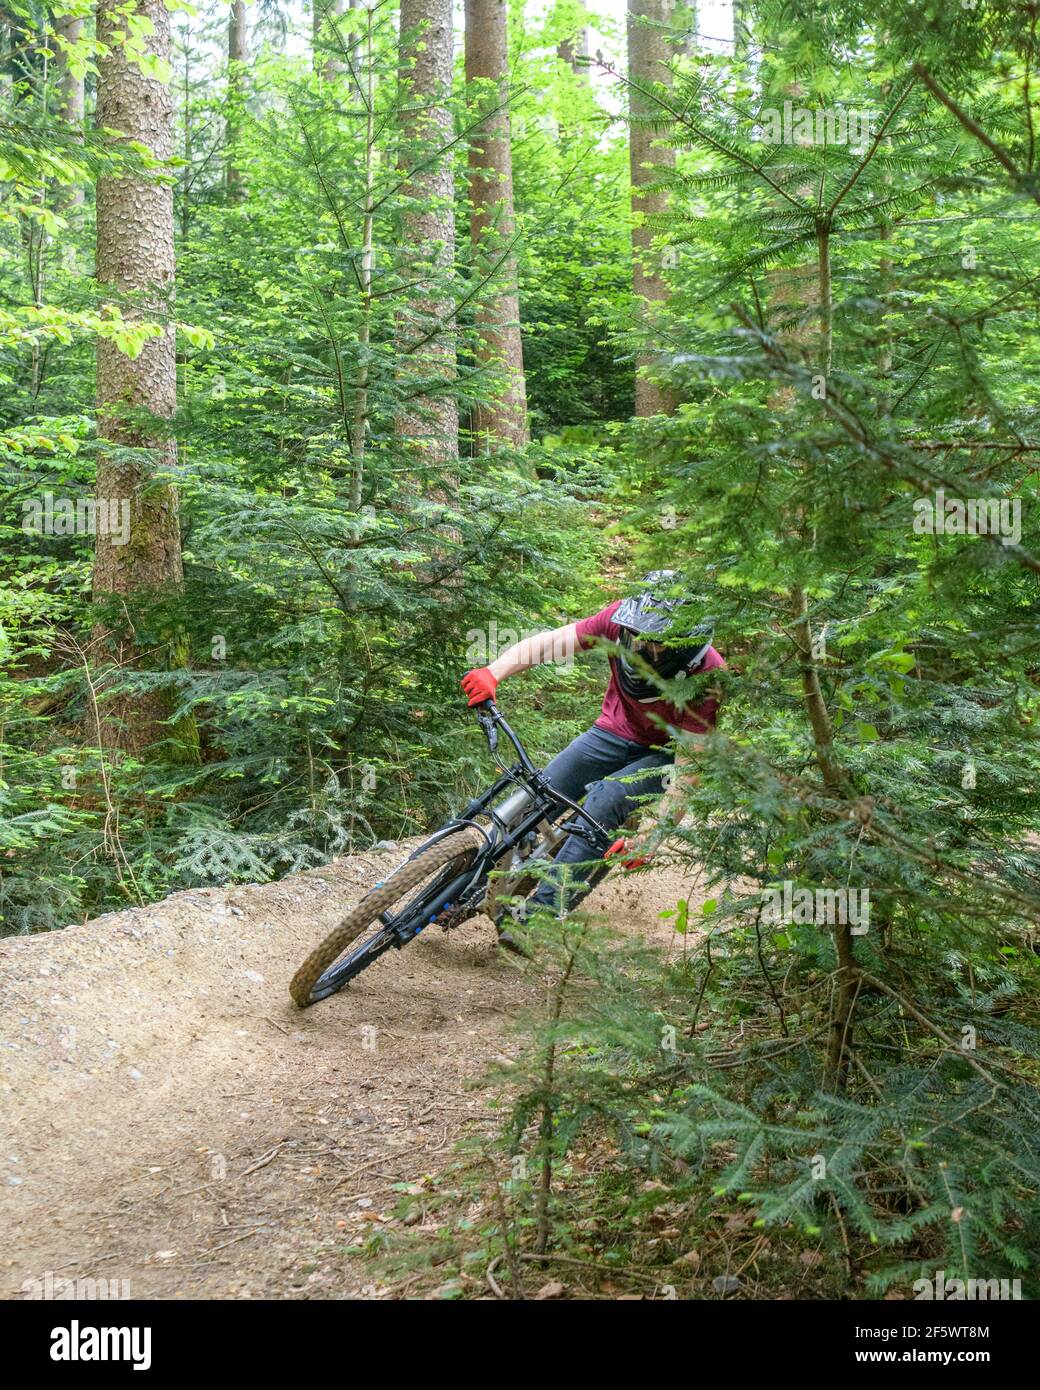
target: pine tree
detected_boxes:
[225,0,247,201]
[465,0,529,449]
[93,0,197,758]
[396,0,459,473]
[627,0,677,417]
[475,0,1040,1292]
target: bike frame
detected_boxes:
[301,700,620,999]
[364,701,615,950]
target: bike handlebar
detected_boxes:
[474,699,536,774]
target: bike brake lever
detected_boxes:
[476,699,499,754]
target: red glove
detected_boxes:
[605,837,652,871]
[461,666,498,707]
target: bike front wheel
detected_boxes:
[289,827,484,1007]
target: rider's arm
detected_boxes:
[461,623,581,706]
[487,623,580,680]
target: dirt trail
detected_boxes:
[0,845,709,1300]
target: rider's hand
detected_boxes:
[461,666,498,707]
[605,837,653,871]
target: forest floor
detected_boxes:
[0,843,709,1300]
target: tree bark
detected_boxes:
[55,15,85,131]
[313,0,345,81]
[464,0,529,450]
[94,0,195,758]
[51,19,86,279]
[350,6,376,511]
[791,585,856,1093]
[627,0,676,417]
[817,222,832,374]
[558,29,590,81]
[225,0,247,201]
[396,0,459,473]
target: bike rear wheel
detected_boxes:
[289,827,483,1007]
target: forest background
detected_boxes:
[2,0,1040,1297]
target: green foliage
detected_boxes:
[475,0,1040,1296]
[3,0,1039,1301]
[0,2,615,930]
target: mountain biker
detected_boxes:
[460,571,725,939]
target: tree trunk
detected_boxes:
[313,0,345,81]
[350,7,376,511]
[225,0,247,202]
[558,29,590,81]
[817,222,832,374]
[681,1,698,59]
[760,50,854,1088]
[396,0,459,473]
[464,0,529,451]
[180,35,192,238]
[57,17,85,264]
[94,0,195,759]
[733,0,751,61]
[790,585,856,1093]
[55,15,85,138]
[627,0,676,417]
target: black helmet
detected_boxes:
[614,571,714,703]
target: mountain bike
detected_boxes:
[289,699,615,1007]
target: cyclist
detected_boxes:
[460,571,725,938]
